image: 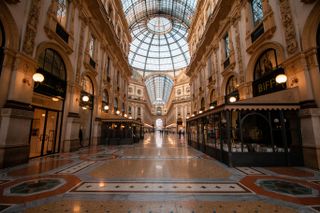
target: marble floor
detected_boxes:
[0,133,320,213]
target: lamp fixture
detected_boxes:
[191,114,195,117]
[82,106,87,110]
[199,110,203,114]
[104,105,109,111]
[275,74,287,84]
[186,116,190,119]
[129,116,133,119]
[52,97,59,102]
[209,106,215,109]
[229,96,237,103]
[116,110,120,115]
[32,73,44,83]
[124,114,128,118]
[82,95,89,102]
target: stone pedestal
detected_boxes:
[0,102,33,168]
[300,108,320,169]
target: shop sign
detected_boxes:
[252,68,286,97]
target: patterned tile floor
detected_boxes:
[0,132,319,212]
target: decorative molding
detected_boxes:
[76,20,85,84]
[279,0,298,55]
[22,0,41,56]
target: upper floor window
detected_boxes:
[137,89,141,95]
[137,107,141,115]
[128,87,133,93]
[103,90,109,104]
[81,75,93,95]
[251,0,264,27]
[254,49,278,80]
[56,0,68,28]
[106,56,110,77]
[224,33,230,58]
[89,34,95,58]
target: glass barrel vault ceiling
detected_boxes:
[121,0,197,74]
[145,75,174,105]
[121,0,197,104]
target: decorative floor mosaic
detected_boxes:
[236,167,265,175]
[71,182,252,194]
[0,133,319,212]
[56,161,96,174]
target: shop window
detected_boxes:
[56,0,68,28]
[0,21,5,76]
[251,0,264,27]
[254,49,278,80]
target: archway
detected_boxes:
[79,75,94,146]
[155,118,163,130]
[29,48,67,158]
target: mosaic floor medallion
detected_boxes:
[256,179,316,196]
[7,178,64,195]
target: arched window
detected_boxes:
[89,34,95,58]
[226,76,237,95]
[251,0,263,27]
[200,98,205,110]
[128,106,132,114]
[38,48,66,80]
[56,0,68,27]
[103,90,109,104]
[36,48,67,98]
[254,49,278,80]
[114,97,118,111]
[81,76,93,95]
[137,107,141,115]
[0,20,5,76]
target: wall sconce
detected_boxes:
[275,74,287,84]
[82,106,88,110]
[229,96,237,103]
[52,97,59,102]
[116,110,120,115]
[82,95,89,102]
[32,72,45,83]
[124,114,128,118]
[129,116,133,119]
[104,105,109,111]
[191,114,195,117]
[199,110,203,114]
[209,106,215,109]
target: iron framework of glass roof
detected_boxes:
[121,0,197,105]
[121,0,197,75]
[145,75,174,105]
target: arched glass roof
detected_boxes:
[121,0,197,74]
[145,75,174,104]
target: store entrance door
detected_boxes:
[29,108,60,158]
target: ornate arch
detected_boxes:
[0,1,19,50]
[221,72,238,96]
[80,71,98,96]
[246,42,285,83]
[35,42,74,84]
[301,1,320,51]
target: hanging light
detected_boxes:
[82,95,89,102]
[32,73,44,83]
[186,116,190,119]
[116,110,120,115]
[124,114,128,118]
[229,96,237,103]
[129,116,133,119]
[191,114,195,117]
[104,105,109,111]
[52,97,59,102]
[209,106,215,109]
[275,74,287,84]
[199,110,203,114]
[82,106,87,110]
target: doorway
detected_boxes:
[29,108,60,158]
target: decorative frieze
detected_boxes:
[279,0,298,55]
[22,0,41,56]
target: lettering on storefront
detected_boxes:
[253,68,287,97]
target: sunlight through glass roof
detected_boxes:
[121,0,197,74]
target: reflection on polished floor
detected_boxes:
[0,133,320,212]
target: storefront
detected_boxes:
[101,118,144,145]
